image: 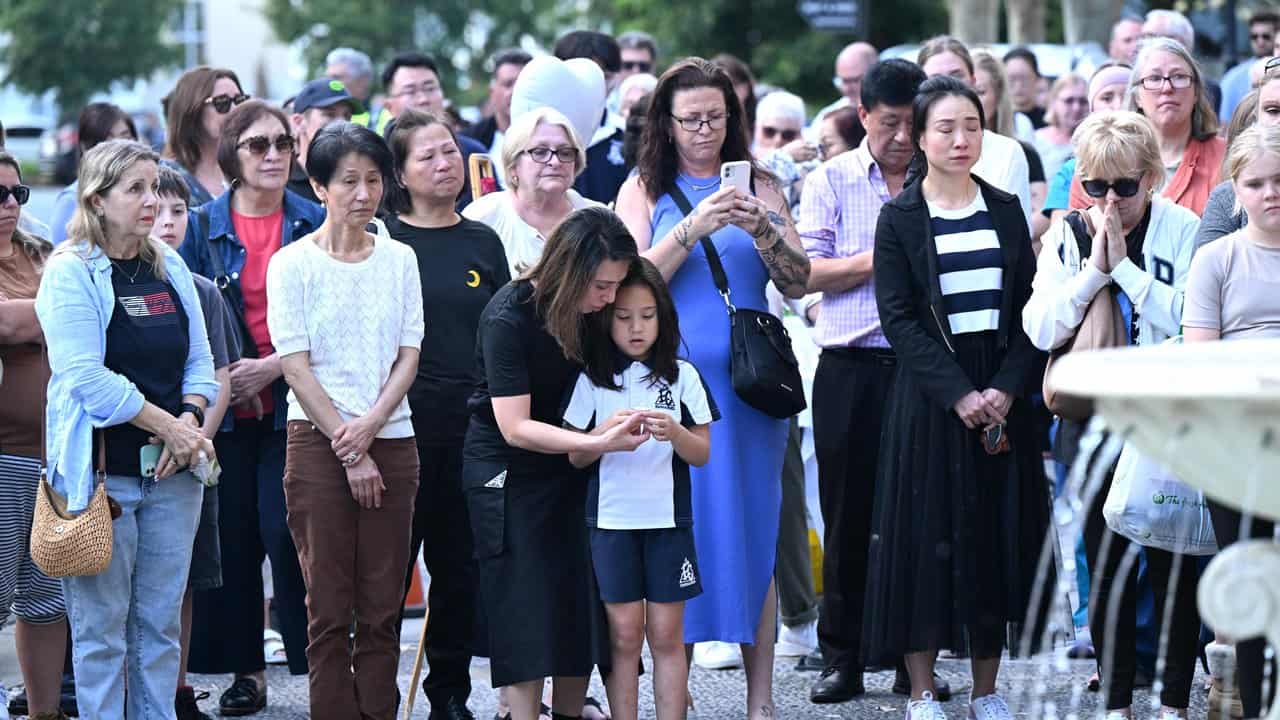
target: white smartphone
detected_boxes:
[720,160,752,195]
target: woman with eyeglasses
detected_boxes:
[1196,66,1280,249]
[1024,110,1201,720]
[1033,74,1090,183]
[0,151,67,720]
[177,100,325,718]
[163,67,250,207]
[1067,38,1225,216]
[49,102,139,245]
[463,107,600,277]
[615,57,810,717]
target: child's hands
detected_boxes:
[641,411,681,442]
[600,408,639,433]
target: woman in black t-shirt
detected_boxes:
[384,109,511,715]
[466,206,645,720]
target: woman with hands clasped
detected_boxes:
[1023,110,1201,720]
[863,76,1048,720]
[266,123,424,720]
[36,139,219,719]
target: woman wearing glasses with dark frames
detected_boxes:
[1024,110,1201,720]
[463,106,599,277]
[1067,38,1224,217]
[162,66,250,207]
[177,100,325,718]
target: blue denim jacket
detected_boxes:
[178,188,325,431]
[35,241,220,512]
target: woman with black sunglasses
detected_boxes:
[163,66,251,207]
[1024,110,1201,720]
[177,100,325,718]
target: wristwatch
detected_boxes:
[180,402,206,427]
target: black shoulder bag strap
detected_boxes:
[667,184,736,315]
[200,209,260,359]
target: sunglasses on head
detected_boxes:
[0,184,30,206]
[236,134,295,156]
[205,93,250,114]
[621,61,652,72]
[760,126,800,142]
[1082,177,1142,198]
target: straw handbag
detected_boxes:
[29,345,115,577]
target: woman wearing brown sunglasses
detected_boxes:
[177,99,326,717]
[163,66,250,207]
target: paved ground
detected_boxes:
[1,620,1212,719]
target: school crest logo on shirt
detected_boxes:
[654,383,675,411]
[678,558,697,588]
[608,139,624,166]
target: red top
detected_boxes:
[231,207,284,419]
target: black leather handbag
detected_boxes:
[668,185,807,419]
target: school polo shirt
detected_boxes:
[564,358,718,530]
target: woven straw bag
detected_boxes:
[30,344,114,577]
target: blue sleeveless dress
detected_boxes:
[651,173,788,644]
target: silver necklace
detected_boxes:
[110,257,142,283]
[684,175,719,192]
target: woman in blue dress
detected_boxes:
[615,57,811,719]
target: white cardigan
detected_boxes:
[1022,197,1200,352]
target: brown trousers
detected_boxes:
[283,421,419,720]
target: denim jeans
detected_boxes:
[63,471,202,720]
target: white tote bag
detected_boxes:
[1103,442,1219,556]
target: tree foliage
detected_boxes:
[0,0,181,114]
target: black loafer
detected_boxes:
[810,666,865,703]
[893,670,953,702]
[176,686,214,720]
[429,697,477,720]
[218,677,266,717]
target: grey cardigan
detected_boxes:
[1195,180,1247,250]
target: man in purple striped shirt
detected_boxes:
[798,59,954,706]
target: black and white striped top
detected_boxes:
[928,192,1003,335]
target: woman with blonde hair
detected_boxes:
[1067,38,1225,215]
[463,106,598,277]
[1023,111,1201,720]
[35,139,218,719]
[1034,74,1090,180]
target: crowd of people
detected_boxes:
[0,11,1278,720]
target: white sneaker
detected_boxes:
[1104,713,1130,720]
[0,682,9,720]
[968,694,1013,720]
[776,619,818,657]
[908,692,948,720]
[1159,712,1187,720]
[693,641,743,670]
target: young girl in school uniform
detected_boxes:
[564,257,718,720]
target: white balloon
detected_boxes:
[510,56,607,148]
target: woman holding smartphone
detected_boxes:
[614,57,809,716]
[864,76,1047,720]
[36,139,219,719]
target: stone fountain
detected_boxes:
[1050,338,1280,720]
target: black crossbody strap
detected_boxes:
[666,184,734,312]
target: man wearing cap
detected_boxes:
[288,78,360,203]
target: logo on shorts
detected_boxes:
[655,383,676,411]
[678,557,697,588]
[484,470,507,489]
